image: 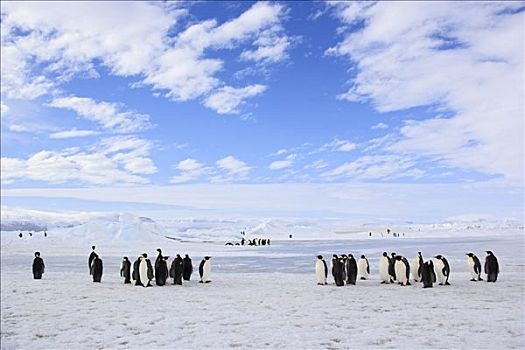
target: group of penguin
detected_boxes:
[315,251,500,288]
[87,246,212,286]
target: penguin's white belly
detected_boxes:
[379,258,389,282]
[395,261,407,285]
[411,257,420,281]
[139,260,149,287]
[467,258,477,279]
[202,261,211,282]
[315,261,326,284]
[357,260,368,279]
[435,260,445,284]
[130,264,136,285]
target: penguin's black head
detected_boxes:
[34,251,40,257]
[176,254,181,258]
[418,252,422,255]
[391,252,396,257]
[123,256,128,261]
[382,252,388,257]
[92,246,96,250]
[185,254,189,258]
[348,254,354,259]
[163,256,169,260]
[142,253,148,258]
[317,255,323,259]
[435,255,442,259]
[332,254,338,259]
[395,255,402,260]
[157,248,161,253]
[341,254,347,259]
[486,251,493,255]
[466,253,474,257]
[204,256,210,260]
[360,255,365,259]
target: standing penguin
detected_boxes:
[120,257,131,284]
[32,252,45,279]
[346,254,358,285]
[388,252,397,283]
[340,255,348,283]
[411,252,424,282]
[331,254,338,284]
[154,248,163,284]
[155,255,169,286]
[315,255,328,285]
[379,252,391,284]
[466,253,483,281]
[171,254,183,285]
[434,255,451,285]
[333,257,345,286]
[132,256,142,286]
[139,253,154,287]
[421,260,436,288]
[182,254,193,281]
[394,255,409,286]
[199,256,212,283]
[90,254,103,283]
[88,246,97,274]
[357,255,370,280]
[485,251,499,282]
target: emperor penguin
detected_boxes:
[466,253,483,281]
[182,254,193,281]
[331,254,339,283]
[120,257,131,284]
[156,254,169,286]
[411,252,423,282]
[388,252,397,283]
[340,254,348,282]
[346,254,358,285]
[315,255,328,285]
[88,246,97,274]
[434,255,451,285]
[333,257,345,286]
[32,252,45,280]
[139,253,154,287]
[421,260,436,288]
[394,255,409,286]
[90,254,103,283]
[171,254,183,285]
[131,256,141,286]
[199,256,212,283]
[379,252,391,284]
[357,254,370,280]
[484,251,499,282]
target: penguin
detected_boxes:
[394,255,409,286]
[90,254,103,283]
[466,253,483,281]
[379,252,391,284]
[388,252,397,283]
[401,256,411,285]
[340,254,348,283]
[315,255,328,285]
[182,254,193,281]
[346,254,358,285]
[199,256,212,283]
[357,254,370,280]
[411,252,423,282]
[120,257,131,284]
[331,254,338,284]
[132,256,142,286]
[434,255,451,285]
[32,252,45,279]
[333,257,345,287]
[484,251,499,282]
[139,253,154,287]
[156,255,169,286]
[171,254,183,285]
[88,246,97,274]
[154,248,163,284]
[421,260,436,288]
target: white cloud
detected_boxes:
[48,96,151,133]
[1,102,9,116]
[1,136,157,185]
[204,85,267,114]
[49,129,100,139]
[328,2,524,184]
[313,138,358,154]
[304,160,328,170]
[240,27,291,64]
[269,154,296,170]
[170,158,207,184]
[371,122,388,130]
[215,155,251,179]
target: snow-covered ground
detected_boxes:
[1,227,524,349]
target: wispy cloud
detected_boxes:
[170,158,208,184]
[49,129,100,139]
[371,122,388,130]
[214,155,251,181]
[269,154,296,170]
[204,84,267,114]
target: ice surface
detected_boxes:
[1,229,524,349]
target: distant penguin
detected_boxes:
[340,254,348,283]
[346,254,358,285]
[182,254,193,281]
[331,254,338,283]
[388,252,397,283]
[132,256,142,286]
[120,257,131,284]
[394,256,409,286]
[139,253,154,287]
[411,252,423,282]
[379,252,391,284]
[88,246,97,274]
[434,255,451,285]
[315,255,328,285]
[466,253,483,281]
[421,260,436,288]
[171,254,183,285]
[32,252,45,279]
[485,251,499,282]
[199,256,212,283]
[333,258,345,286]
[357,255,370,280]
[90,254,103,283]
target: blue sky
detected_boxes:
[1,2,524,221]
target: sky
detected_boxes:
[1,1,524,222]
